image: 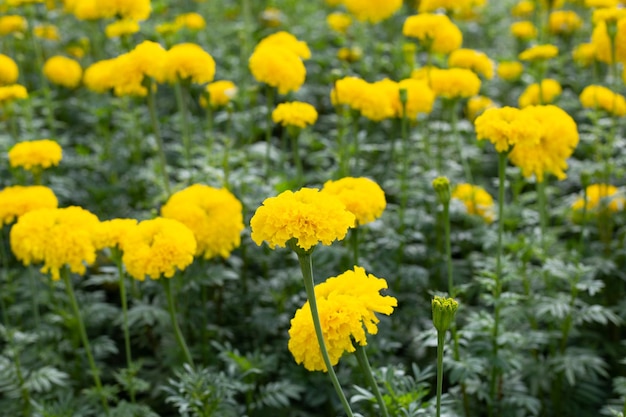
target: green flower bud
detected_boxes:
[432,296,458,333]
[432,176,451,205]
[399,87,408,106]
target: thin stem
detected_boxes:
[115,250,135,403]
[295,250,355,417]
[537,179,548,253]
[436,330,445,417]
[354,344,390,417]
[61,268,109,413]
[174,80,193,178]
[291,130,303,186]
[147,79,171,196]
[350,227,359,266]
[162,277,195,367]
[399,102,410,234]
[443,200,453,296]
[265,86,275,178]
[449,99,473,184]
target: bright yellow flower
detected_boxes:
[591,18,626,64]
[403,13,463,55]
[250,187,355,251]
[397,78,436,118]
[474,106,542,153]
[0,15,27,35]
[448,48,495,79]
[572,184,625,213]
[419,0,486,15]
[428,68,481,99]
[0,54,19,86]
[452,183,495,223]
[121,217,197,280]
[497,61,524,81]
[161,184,244,260]
[343,0,403,23]
[549,10,583,35]
[288,266,397,371]
[272,101,318,128]
[0,185,58,225]
[585,0,620,7]
[201,80,238,108]
[33,24,60,41]
[10,206,102,280]
[9,139,62,171]
[105,19,140,38]
[83,58,116,94]
[107,41,166,97]
[518,79,562,108]
[511,1,534,18]
[157,43,216,85]
[110,0,151,21]
[518,44,559,61]
[0,84,28,103]
[327,12,352,34]
[174,12,206,30]
[254,31,311,60]
[466,95,498,121]
[321,177,386,226]
[572,42,597,66]
[42,55,82,88]
[510,21,538,40]
[97,218,138,250]
[249,45,306,94]
[579,85,626,116]
[509,105,579,181]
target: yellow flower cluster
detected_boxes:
[0,84,28,104]
[105,19,140,38]
[474,106,542,153]
[255,31,311,60]
[327,12,352,34]
[157,43,216,85]
[427,68,481,99]
[34,24,60,41]
[64,0,151,21]
[9,139,62,171]
[448,48,495,79]
[83,58,118,94]
[591,17,626,64]
[288,266,397,371]
[174,12,206,30]
[579,85,626,116]
[43,56,82,89]
[322,177,386,226]
[510,21,538,40]
[466,95,498,121]
[10,206,102,280]
[272,102,318,128]
[403,13,463,55]
[122,217,197,280]
[342,0,403,23]
[161,184,244,260]
[518,79,562,108]
[96,218,138,250]
[0,185,58,225]
[0,15,27,35]
[0,54,19,86]
[572,184,625,213]
[419,0,486,15]
[572,43,597,66]
[201,80,238,108]
[519,44,559,61]
[452,183,495,223]
[549,10,583,35]
[512,1,534,17]
[250,188,355,251]
[497,61,524,81]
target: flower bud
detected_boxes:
[432,176,451,205]
[432,295,458,333]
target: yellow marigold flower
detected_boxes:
[121,217,197,280]
[572,42,597,66]
[580,85,626,116]
[105,19,140,38]
[157,43,215,85]
[321,177,386,226]
[42,55,82,89]
[96,218,138,250]
[65,37,89,59]
[403,13,463,55]
[272,101,318,128]
[511,0,534,17]
[327,11,352,34]
[0,15,27,35]
[0,84,28,103]
[0,185,58,225]
[333,76,395,120]
[0,54,19,86]
[448,48,495,79]
[9,139,62,171]
[509,105,579,181]
[83,58,116,94]
[254,31,311,60]
[452,183,495,223]
[585,0,619,7]
[343,0,402,23]
[288,266,397,371]
[549,10,583,35]
[518,79,562,108]
[34,24,60,41]
[419,0,486,15]
[466,95,498,121]
[474,106,542,153]
[174,12,206,30]
[337,46,363,62]
[69,0,106,20]
[201,80,237,108]
[497,61,524,81]
[111,0,151,21]
[156,22,180,36]
[331,76,368,107]
[250,187,356,251]
[397,78,436,118]
[161,184,244,260]
[518,44,559,61]
[591,19,626,64]
[591,5,626,20]
[510,21,538,40]
[260,7,285,27]
[249,45,306,94]
[572,184,625,213]
[428,68,481,99]
[10,206,102,280]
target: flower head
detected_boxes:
[250,188,355,251]
[549,10,583,35]
[0,185,58,225]
[83,58,117,94]
[510,21,538,40]
[474,106,542,153]
[403,13,463,55]
[432,296,459,333]
[288,266,397,371]
[0,15,27,35]
[272,102,318,128]
[201,80,238,108]
[322,177,386,225]
[9,139,62,171]
[398,78,436,118]
[497,61,523,81]
[579,85,626,116]
[518,44,559,61]
[174,12,206,30]
[0,54,19,86]
[42,55,82,88]
[249,45,306,94]
[34,24,61,41]
[466,95,498,121]
[157,43,216,85]
[572,43,597,67]
[572,184,625,213]
[105,19,140,38]
[591,18,626,64]
[327,12,352,34]
[518,79,562,108]
[343,0,403,23]
[452,183,495,222]
[0,84,28,104]
[96,218,138,251]
[448,48,495,79]
[428,67,481,99]
[254,31,311,60]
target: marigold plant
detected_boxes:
[0,54,19,86]
[157,43,216,85]
[448,48,495,79]
[402,13,463,55]
[249,45,306,94]
[474,106,542,153]
[42,55,82,88]
[272,102,318,128]
[0,185,58,225]
[321,177,386,226]
[9,139,62,171]
[579,85,626,116]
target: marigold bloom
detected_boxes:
[157,43,215,85]
[509,105,579,181]
[591,19,626,64]
[0,84,28,103]
[0,54,19,86]
[518,44,559,61]
[474,106,542,153]
[174,12,206,30]
[428,68,481,99]
[105,19,140,38]
[83,58,117,94]
[579,85,626,116]
[321,177,386,225]
[0,185,58,225]
[201,80,237,108]
[121,217,197,280]
[497,61,523,81]
[288,266,397,371]
[343,0,403,23]
[585,0,619,7]
[397,78,436,118]
[518,79,562,108]
[109,41,167,97]
[572,184,625,213]
[249,45,306,94]
[452,183,495,222]
[466,95,498,121]
[255,31,311,60]
[0,15,27,35]
[448,48,494,79]
[96,218,138,250]
[161,185,244,260]
[10,206,102,280]
[42,56,82,88]
[34,24,60,41]
[572,43,597,66]
[9,139,62,171]
[419,0,486,15]
[272,102,318,128]
[510,21,538,40]
[403,13,463,55]
[549,10,583,35]
[250,188,355,251]
[511,0,534,17]
[327,12,352,34]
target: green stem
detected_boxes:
[537,179,547,253]
[291,130,303,186]
[443,200,453,296]
[174,80,193,178]
[265,86,275,178]
[450,99,473,184]
[399,103,409,234]
[350,227,359,266]
[61,268,109,414]
[147,79,171,196]
[295,250,355,417]
[436,330,445,417]
[115,251,135,403]
[205,99,215,166]
[162,277,195,367]
[354,344,390,417]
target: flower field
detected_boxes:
[1,0,626,416]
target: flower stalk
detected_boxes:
[162,277,195,367]
[113,248,135,403]
[354,344,390,417]
[146,78,171,196]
